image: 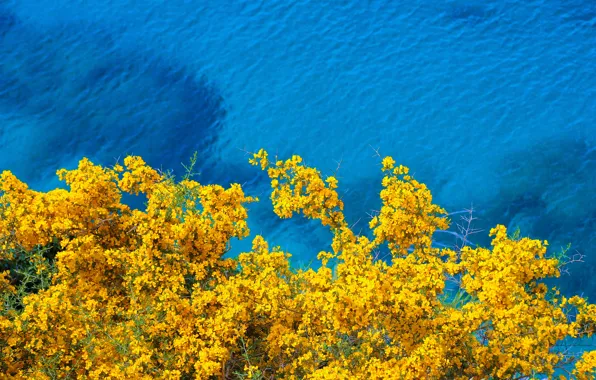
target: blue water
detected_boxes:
[0,0,594,303]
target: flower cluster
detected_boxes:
[0,149,593,379]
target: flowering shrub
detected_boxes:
[0,149,594,379]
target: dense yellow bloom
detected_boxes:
[0,150,592,379]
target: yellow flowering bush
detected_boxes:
[0,149,594,379]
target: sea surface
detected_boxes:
[0,0,594,308]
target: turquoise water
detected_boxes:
[0,0,594,300]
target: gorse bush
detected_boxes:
[0,149,594,379]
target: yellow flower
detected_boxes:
[0,150,591,379]
[381,156,395,171]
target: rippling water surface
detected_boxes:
[0,0,594,300]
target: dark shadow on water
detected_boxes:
[482,137,595,299]
[0,5,17,37]
[0,6,226,197]
[503,192,547,219]
[443,2,498,25]
[555,0,596,27]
